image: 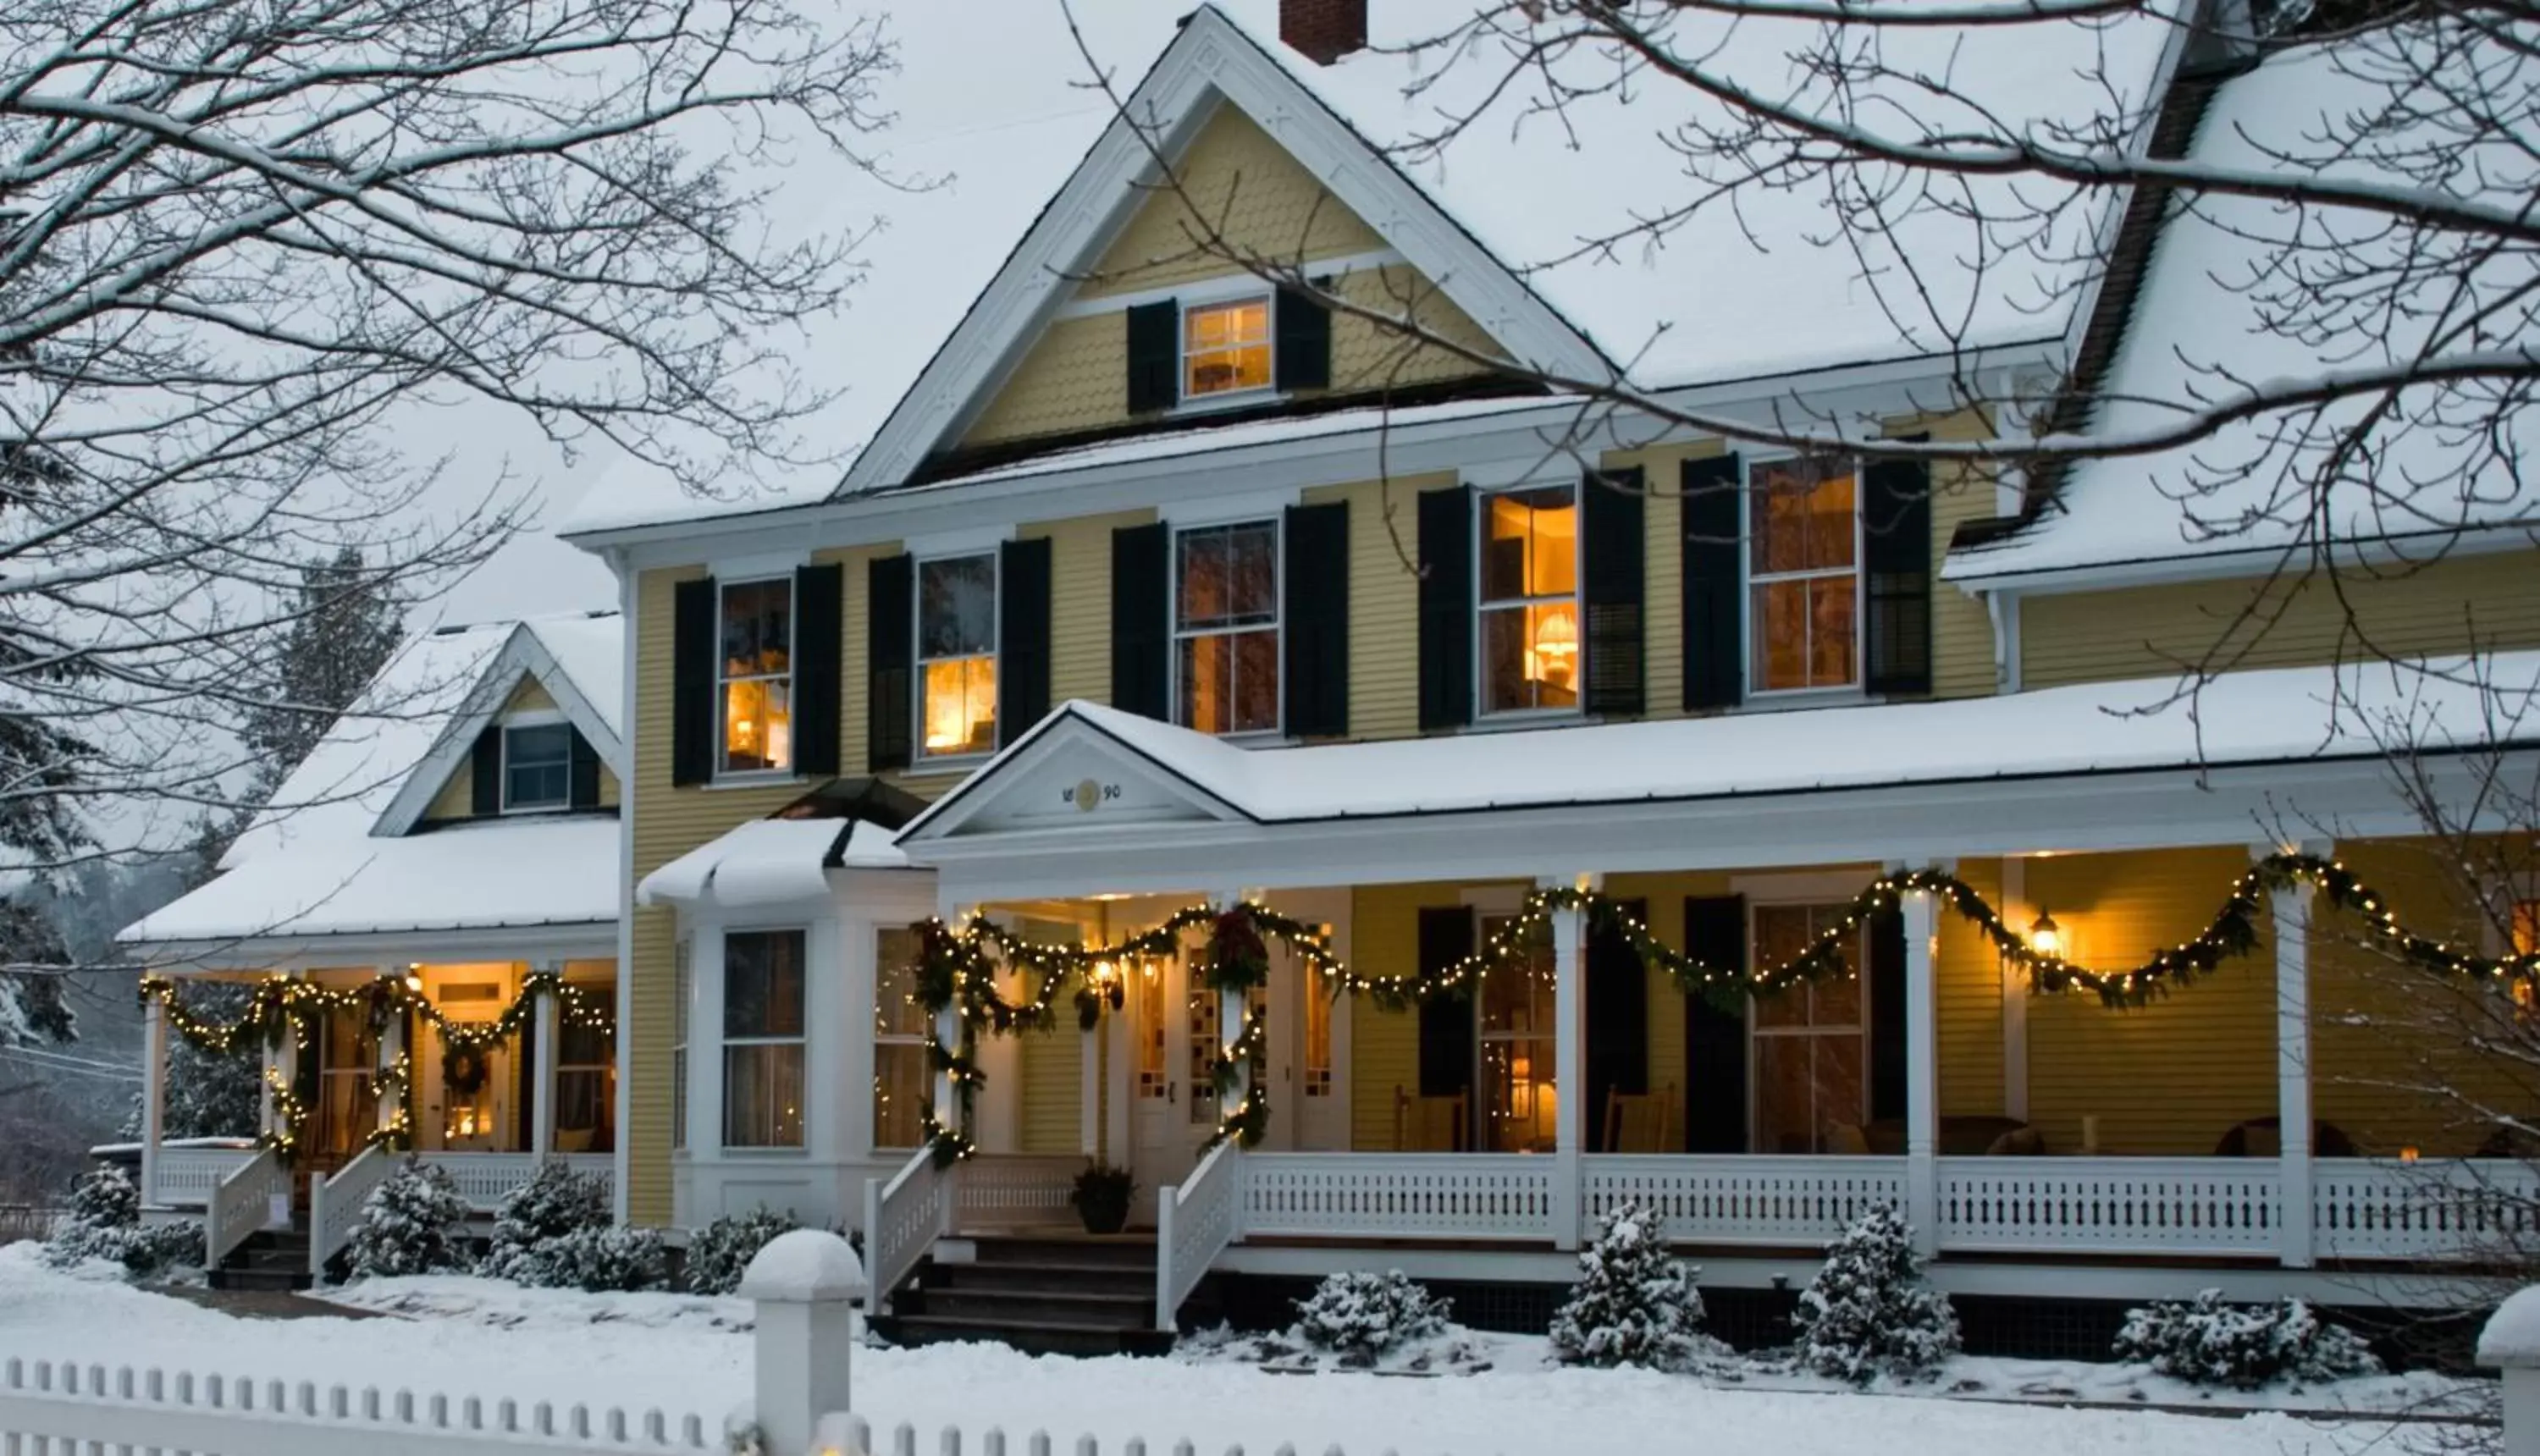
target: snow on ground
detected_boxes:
[0,1249,2476,1456]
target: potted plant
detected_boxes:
[1070,1160,1136,1235]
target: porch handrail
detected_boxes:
[203,1148,285,1271]
[862,1148,955,1315]
[307,1144,396,1280]
[1155,1141,1240,1332]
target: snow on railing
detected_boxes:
[205,1147,287,1271]
[1935,1156,2281,1257]
[1243,1153,1555,1242]
[2314,1158,2540,1261]
[309,1144,396,1279]
[864,1147,955,1315]
[1582,1155,1903,1247]
[146,1144,257,1207]
[957,1154,1082,1229]
[1156,1141,1240,1331]
[0,1354,713,1456]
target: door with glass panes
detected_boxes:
[1127,946,1265,1222]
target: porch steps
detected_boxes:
[870,1235,1193,1358]
[208,1228,313,1293]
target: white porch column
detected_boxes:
[1548,874,1593,1252]
[261,978,299,1147]
[530,963,561,1161]
[1998,857,2029,1122]
[1080,1016,1102,1158]
[377,999,407,1143]
[1898,872,1941,1260]
[932,1001,966,1148]
[2270,844,2322,1270]
[1212,890,1251,1144]
[139,995,168,1205]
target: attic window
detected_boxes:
[1184,297,1272,399]
[502,723,572,811]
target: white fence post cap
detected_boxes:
[737,1228,867,1304]
[2482,1285,2540,1368]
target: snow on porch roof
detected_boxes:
[906,652,2540,836]
[639,818,908,910]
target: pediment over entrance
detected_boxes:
[903,703,1250,843]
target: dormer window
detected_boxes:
[501,723,572,812]
[1184,296,1272,399]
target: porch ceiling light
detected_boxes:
[2028,911,2062,958]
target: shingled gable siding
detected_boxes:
[419,676,621,825]
[958,107,1504,450]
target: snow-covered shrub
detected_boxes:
[43,1166,202,1277]
[1549,1200,1710,1369]
[534,1224,670,1292]
[479,1160,609,1283]
[1794,1204,1960,1383]
[1291,1270,1450,1362]
[2112,1291,2382,1388]
[345,1155,471,1279]
[684,1206,798,1295]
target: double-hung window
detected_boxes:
[1477,483,1581,715]
[719,579,793,773]
[1174,520,1279,735]
[1477,913,1557,1151]
[555,1006,615,1152]
[917,554,997,758]
[1749,903,1864,1155]
[1748,460,1861,693]
[722,929,805,1150]
[501,723,572,811]
[872,925,928,1150]
[1184,296,1272,400]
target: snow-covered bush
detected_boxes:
[684,1206,798,1295]
[2112,1291,2382,1388]
[1291,1270,1450,1362]
[43,1165,202,1277]
[534,1224,670,1292]
[479,1160,609,1283]
[1549,1200,1710,1369]
[345,1155,471,1279]
[1793,1204,1960,1383]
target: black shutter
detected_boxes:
[793,563,843,777]
[1125,301,1180,415]
[1415,908,1476,1130]
[1869,905,1908,1123]
[1864,444,1934,697]
[1681,453,1744,711]
[470,725,502,815]
[1586,899,1651,1150]
[1416,484,1473,731]
[866,554,913,772]
[1273,283,1332,393]
[1683,895,1748,1153]
[1283,500,1350,738]
[671,577,716,786]
[568,731,601,809]
[998,537,1052,746]
[1582,467,1645,718]
[1109,521,1170,720]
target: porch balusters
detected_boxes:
[1548,878,1591,1251]
[2272,843,2325,1269]
[139,995,168,1205]
[529,967,561,1161]
[1899,874,1941,1260]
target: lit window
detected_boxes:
[1184,297,1272,399]
[1750,904,1864,1155]
[555,995,615,1154]
[873,926,927,1150]
[722,930,805,1150]
[1175,520,1280,735]
[501,723,572,811]
[1477,913,1556,1151]
[719,579,792,774]
[2514,900,2538,956]
[1749,461,1859,693]
[1477,483,1580,715]
[1303,956,1334,1099]
[1135,959,1168,1100]
[917,554,997,758]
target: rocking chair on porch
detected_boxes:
[1603,1085,1679,1153]
[1394,1085,1469,1152]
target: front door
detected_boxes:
[1128,950,1217,1222]
[417,971,513,1151]
[309,1004,381,1177]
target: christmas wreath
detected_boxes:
[442,1043,490,1096]
[1205,907,1271,993]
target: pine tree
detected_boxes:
[0,895,75,1049]
[1794,1205,1961,1383]
[1549,1200,1711,1369]
[480,1159,608,1283]
[235,548,404,809]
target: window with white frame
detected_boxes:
[1477,483,1581,715]
[722,929,806,1149]
[1135,958,1168,1101]
[1749,903,1864,1155]
[1477,913,1558,1151]
[555,998,615,1153]
[872,925,928,1150]
[719,578,792,773]
[1303,956,1334,1099]
[671,938,691,1151]
[1748,459,1861,693]
[501,722,572,811]
[1184,296,1272,399]
[917,553,997,758]
[1175,520,1280,735]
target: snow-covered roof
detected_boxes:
[119,612,626,949]
[1949,35,2539,585]
[638,819,908,910]
[566,1,2174,536]
[906,652,2540,836]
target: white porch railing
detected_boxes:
[2315,1157,2540,1260]
[863,1148,955,1315]
[955,1154,1081,1228]
[308,1145,397,1278]
[1936,1156,2283,1257]
[419,1151,616,1212]
[1242,1152,1558,1241]
[1156,1141,1240,1331]
[145,1142,256,1207]
[204,1147,288,1270]
[1583,1155,1906,1246]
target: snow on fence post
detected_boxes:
[2482,1286,2540,1456]
[740,1228,866,1456]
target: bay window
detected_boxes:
[1477,913,1557,1151]
[1750,903,1864,1154]
[1749,460,1861,693]
[1174,520,1280,735]
[501,722,572,811]
[719,579,792,773]
[1477,483,1580,715]
[917,554,997,758]
[872,925,927,1150]
[722,929,805,1149]
[1184,296,1272,399]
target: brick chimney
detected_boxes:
[1281,0,1367,65]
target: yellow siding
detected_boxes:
[1346,882,1444,1150]
[967,317,1126,447]
[505,679,559,714]
[1021,509,1155,709]
[1019,1027,1084,1155]
[1915,409,2003,700]
[2022,548,2540,688]
[1081,106,1385,295]
[1301,475,1444,742]
[1934,859,2005,1119]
